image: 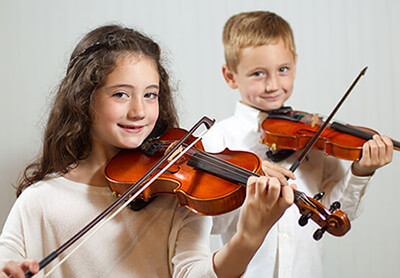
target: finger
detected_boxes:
[380,135,394,162]
[265,177,280,203]
[2,261,25,278]
[360,139,371,163]
[262,161,295,181]
[246,176,258,197]
[254,176,269,198]
[20,259,39,274]
[280,185,294,208]
[264,168,288,186]
[381,135,394,149]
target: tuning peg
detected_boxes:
[329,201,341,212]
[298,212,312,226]
[313,226,328,241]
[313,191,325,201]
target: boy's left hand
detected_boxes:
[351,135,393,176]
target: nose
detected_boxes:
[127,98,146,120]
[266,74,279,92]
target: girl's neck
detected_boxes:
[64,144,119,187]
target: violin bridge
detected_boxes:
[167,144,183,162]
[311,113,319,128]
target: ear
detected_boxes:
[222,64,238,89]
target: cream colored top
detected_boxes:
[0,176,217,278]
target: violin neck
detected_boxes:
[187,152,256,185]
[331,122,400,150]
[186,151,305,202]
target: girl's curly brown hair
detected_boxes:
[17,24,178,196]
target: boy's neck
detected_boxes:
[239,100,292,115]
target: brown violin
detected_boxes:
[105,125,350,240]
[261,108,400,161]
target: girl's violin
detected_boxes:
[261,107,400,161]
[24,117,351,277]
[105,126,350,240]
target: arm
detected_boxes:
[323,135,393,220]
[213,176,294,278]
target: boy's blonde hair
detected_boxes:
[223,11,296,72]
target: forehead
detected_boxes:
[238,39,295,69]
[104,53,159,84]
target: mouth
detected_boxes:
[118,124,145,133]
[261,94,280,101]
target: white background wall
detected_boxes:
[1,0,399,277]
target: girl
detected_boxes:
[0,25,294,278]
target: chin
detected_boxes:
[117,140,145,150]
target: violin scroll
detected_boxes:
[294,190,351,240]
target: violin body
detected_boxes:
[105,128,262,215]
[261,109,399,161]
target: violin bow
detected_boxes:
[286,66,368,239]
[289,66,368,172]
[25,117,215,277]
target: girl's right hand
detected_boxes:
[0,259,39,278]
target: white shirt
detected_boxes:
[202,101,372,278]
[0,176,217,278]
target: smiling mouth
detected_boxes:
[118,124,145,132]
[262,94,280,100]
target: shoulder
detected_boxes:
[202,119,229,153]
[18,176,72,199]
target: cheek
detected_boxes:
[98,102,123,121]
[148,103,160,125]
[281,77,294,92]
[249,81,265,95]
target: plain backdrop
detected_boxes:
[0,1,399,277]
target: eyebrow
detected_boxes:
[105,84,159,90]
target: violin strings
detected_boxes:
[44,129,209,277]
[182,147,316,208]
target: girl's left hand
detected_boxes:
[236,176,294,248]
[352,135,393,176]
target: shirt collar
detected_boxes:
[234,101,269,131]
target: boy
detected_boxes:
[202,11,393,278]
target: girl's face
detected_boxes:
[91,54,160,152]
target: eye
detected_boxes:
[112,91,129,99]
[279,66,289,73]
[144,91,159,100]
[252,71,265,77]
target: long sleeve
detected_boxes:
[170,211,217,278]
[319,155,372,220]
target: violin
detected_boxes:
[105,126,351,239]
[26,67,372,277]
[261,107,400,161]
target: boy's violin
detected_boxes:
[261,107,400,161]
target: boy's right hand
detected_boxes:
[0,259,39,278]
[261,160,296,185]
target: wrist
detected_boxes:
[351,162,375,177]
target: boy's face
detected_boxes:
[223,39,297,111]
